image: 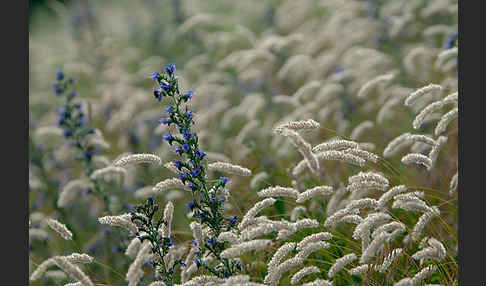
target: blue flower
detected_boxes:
[183,129,193,140]
[194,258,202,267]
[195,210,207,219]
[173,160,182,170]
[164,63,176,75]
[182,91,194,101]
[151,72,160,80]
[236,263,242,271]
[56,68,64,80]
[63,130,72,138]
[225,216,238,227]
[182,262,187,267]
[186,200,195,210]
[54,86,62,95]
[192,240,198,246]
[74,103,82,109]
[58,112,68,125]
[195,148,206,159]
[165,105,174,115]
[190,168,201,177]
[76,118,84,127]
[161,82,172,93]
[174,146,183,156]
[208,238,217,247]
[68,91,78,100]
[187,110,194,119]
[154,89,162,101]
[210,197,217,204]
[219,177,228,184]
[188,183,197,191]
[163,132,174,142]
[183,144,191,152]
[160,118,169,125]
[225,272,230,278]
[178,172,186,181]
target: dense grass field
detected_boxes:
[29,1,458,285]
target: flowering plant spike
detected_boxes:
[130,64,241,285]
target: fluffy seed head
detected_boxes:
[257,186,299,199]
[113,153,161,167]
[350,121,374,140]
[161,201,174,238]
[52,256,94,286]
[405,84,443,106]
[220,239,273,259]
[316,150,365,167]
[98,214,138,234]
[383,133,412,158]
[46,218,73,240]
[312,139,358,152]
[296,186,333,203]
[290,266,320,285]
[328,253,357,278]
[239,198,277,230]
[357,73,395,99]
[58,179,93,207]
[435,107,458,136]
[153,178,191,192]
[401,153,433,170]
[207,162,252,176]
[274,119,320,134]
[268,242,296,272]
[90,166,126,180]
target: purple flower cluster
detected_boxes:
[149,63,241,279]
[51,69,110,214]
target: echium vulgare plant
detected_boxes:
[130,64,241,285]
[52,68,111,213]
[131,198,181,285]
